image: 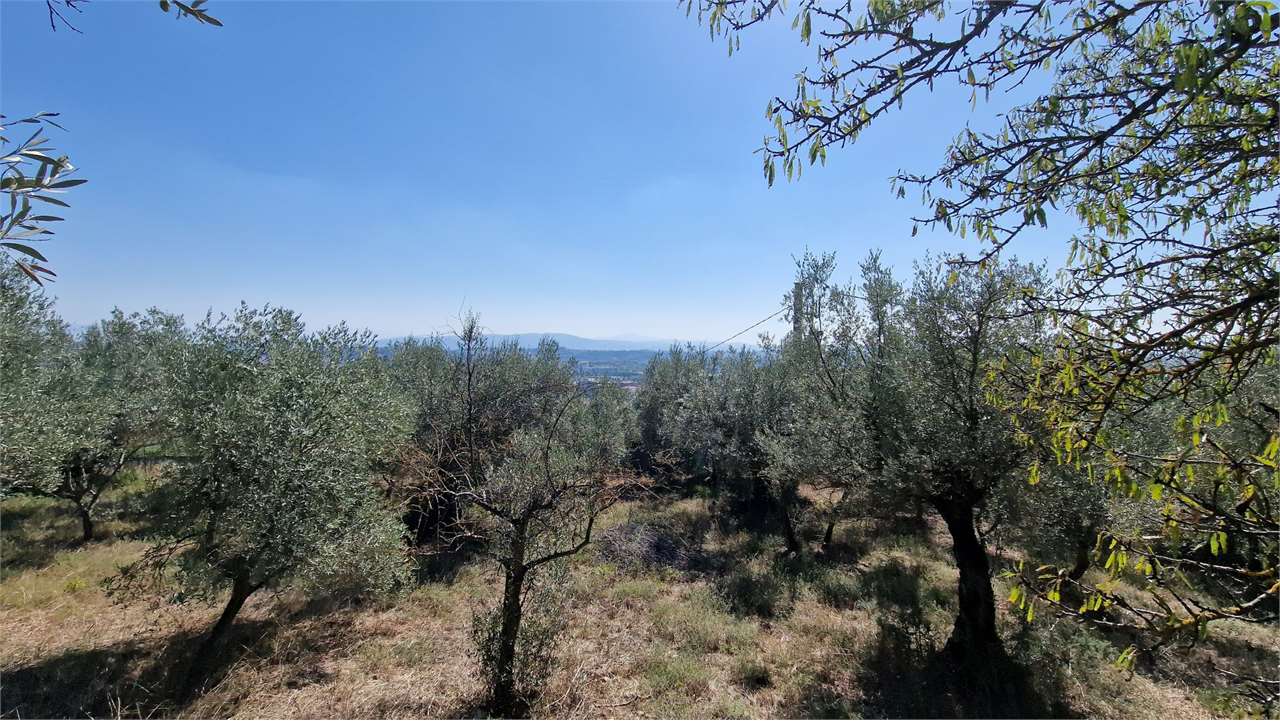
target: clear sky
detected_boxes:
[1,0,1063,341]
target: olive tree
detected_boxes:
[638,340,803,551]
[0,260,84,496]
[763,250,921,553]
[384,315,578,546]
[771,251,1050,663]
[635,344,716,477]
[386,315,626,711]
[683,0,1278,694]
[760,339,865,553]
[688,347,793,530]
[62,308,185,540]
[1,286,186,541]
[760,252,867,553]
[895,258,1047,659]
[112,305,410,696]
[447,381,634,714]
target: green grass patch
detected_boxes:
[0,540,145,609]
[730,656,772,691]
[642,652,712,695]
[608,576,665,604]
[812,569,861,610]
[651,587,756,654]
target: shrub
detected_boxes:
[731,656,772,691]
[715,558,795,618]
[813,569,861,610]
[595,503,710,574]
[651,588,756,654]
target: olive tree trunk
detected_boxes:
[491,518,529,715]
[77,506,94,543]
[491,565,527,714]
[935,500,999,655]
[182,576,256,699]
[821,488,849,550]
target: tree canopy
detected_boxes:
[685,0,1278,697]
[113,305,409,694]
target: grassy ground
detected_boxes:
[1,481,1274,719]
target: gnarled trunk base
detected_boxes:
[77,507,94,543]
[181,578,255,699]
[934,499,999,656]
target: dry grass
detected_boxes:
[1,490,1263,719]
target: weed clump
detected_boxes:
[731,656,772,691]
[596,504,710,573]
[715,558,795,619]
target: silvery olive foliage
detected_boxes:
[61,308,186,540]
[0,114,80,284]
[761,251,894,546]
[455,378,634,711]
[1,263,184,540]
[764,251,1059,662]
[685,0,1278,696]
[635,344,716,474]
[383,316,582,546]
[117,305,410,611]
[640,346,792,509]
[893,258,1048,515]
[0,261,84,494]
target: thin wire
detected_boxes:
[704,304,787,352]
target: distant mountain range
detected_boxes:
[67,323,737,353]
[382,333,702,352]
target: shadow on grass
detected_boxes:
[861,622,1063,718]
[0,620,268,719]
[783,550,1070,720]
[0,479,168,581]
[817,533,871,567]
[800,614,1071,720]
[0,593,368,719]
[0,539,69,583]
[0,498,85,581]
[415,537,486,584]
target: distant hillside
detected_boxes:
[381,333,695,352]
[375,334,762,383]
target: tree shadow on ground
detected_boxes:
[415,537,486,584]
[817,533,871,567]
[856,617,1069,719]
[0,622,265,719]
[0,542,70,582]
[0,501,44,531]
[868,511,932,538]
[442,696,538,720]
[0,501,81,579]
[0,481,169,580]
[813,606,1072,720]
[0,594,369,719]
[97,480,170,542]
[784,553,1070,720]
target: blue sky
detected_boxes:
[2,0,1064,341]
